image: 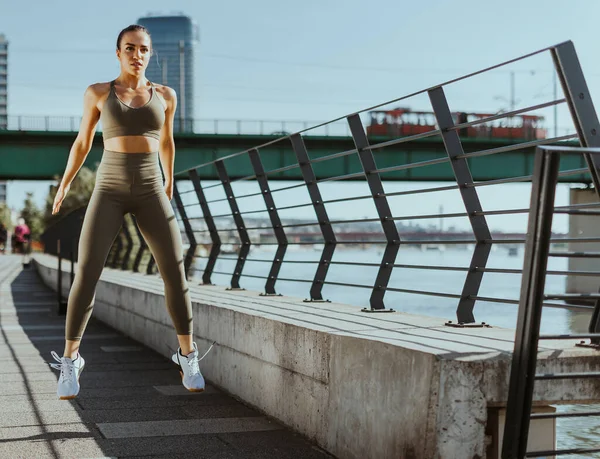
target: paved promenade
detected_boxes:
[0,255,332,458]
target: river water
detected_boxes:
[191,246,599,456]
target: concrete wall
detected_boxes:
[34,254,600,459]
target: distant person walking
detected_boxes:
[13,217,30,255]
[49,24,206,400]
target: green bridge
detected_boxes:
[0,130,587,182]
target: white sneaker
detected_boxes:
[172,342,205,392]
[49,351,85,400]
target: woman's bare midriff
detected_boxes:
[103,135,160,153]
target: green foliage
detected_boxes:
[44,166,97,228]
[20,192,44,240]
[0,202,12,231]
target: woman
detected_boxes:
[49,25,204,400]
[13,218,30,254]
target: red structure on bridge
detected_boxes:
[367,107,547,140]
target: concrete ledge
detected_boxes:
[34,253,600,459]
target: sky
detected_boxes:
[2,0,600,232]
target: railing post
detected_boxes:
[502,148,560,459]
[130,214,147,273]
[57,239,66,315]
[552,41,600,188]
[347,114,397,312]
[551,41,600,339]
[120,214,133,271]
[215,160,250,289]
[173,180,197,280]
[110,231,123,269]
[146,252,156,275]
[248,148,288,295]
[429,86,492,325]
[590,290,600,345]
[70,239,75,287]
[57,238,62,309]
[290,134,336,302]
[189,169,221,285]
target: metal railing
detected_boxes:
[503,146,600,459]
[41,207,159,278]
[40,206,85,315]
[40,206,161,314]
[163,40,593,322]
[41,40,599,325]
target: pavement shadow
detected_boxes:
[0,255,333,459]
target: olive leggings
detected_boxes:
[65,149,192,340]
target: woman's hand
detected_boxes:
[164,181,173,200]
[52,183,71,215]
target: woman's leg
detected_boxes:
[64,190,125,356]
[131,189,193,352]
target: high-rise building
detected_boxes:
[0,34,8,130]
[137,14,198,132]
[0,182,7,204]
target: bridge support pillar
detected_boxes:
[487,406,556,459]
[567,187,600,296]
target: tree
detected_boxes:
[0,202,12,231]
[20,192,44,241]
[44,165,98,228]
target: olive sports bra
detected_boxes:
[100,80,165,141]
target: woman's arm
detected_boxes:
[52,84,102,214]
[158,86,178,200]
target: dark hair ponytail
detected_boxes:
[116,24,152,51]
